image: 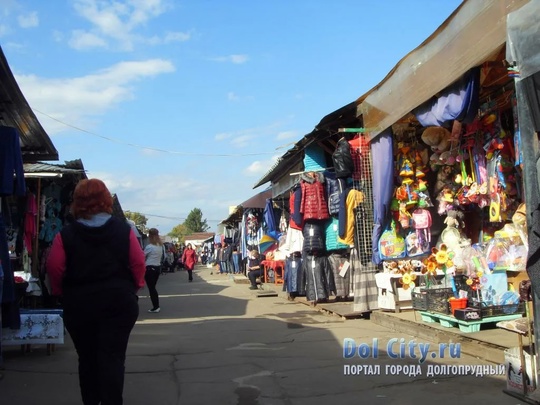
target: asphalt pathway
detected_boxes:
[0,265,523,404]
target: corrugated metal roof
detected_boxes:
[220,188,273,225]
[252,102,359,189]
[23,162,86,177]
[0,46,58,162]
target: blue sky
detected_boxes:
[0,0,463,234]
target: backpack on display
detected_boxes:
[378,219,406,260]
[332,138,354,178]
[410,208,432,256]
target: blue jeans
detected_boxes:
[219,261,228,274]
[232,254,240,274]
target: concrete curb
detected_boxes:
[370,311,509,364]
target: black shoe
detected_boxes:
[249,286,258,290]
[189,279,193,282]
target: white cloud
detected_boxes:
[276,130,298,140]
[69,29,108,49]
[244,155,280,177]
[14,58,175,134]
[227,91,239,101]
[52,30,64,42]
[69,0,185,51]
[17,11,38,28]
[164,31,190,43]
[0,23,10,37]
[213,121,294,151]
[230,54,249,64]
[211,54,249,64]
[215,133,231,141]
[88,169,238,233]
[231,135,254,148]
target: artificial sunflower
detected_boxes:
[429,243,455,272]
[399,271,417,290]
[423,255,438,275]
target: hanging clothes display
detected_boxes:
[302,221,325,253]
[0,126,26,197]
[289,184,303,230]
[283,254,303,295]
[299,254,335,302]
[38,182,63,244]
[240,208,263,259]
[327,252,350,298]
[338,189,365,245]
[263,198,281,240]
[300,172,330,221]
[325,217,348,251]
[24,191,38,254]
[324,171,346,217]
[350,247,378,313]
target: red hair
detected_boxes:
[71,179,113,219]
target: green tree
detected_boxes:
[125,211,148,233]
[169,223,190,244]
[184,208,209,233]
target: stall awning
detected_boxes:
[0,46,58,162]
[357,0,530,141]
[220,188,273,225]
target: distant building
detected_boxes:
[184,232,215,249]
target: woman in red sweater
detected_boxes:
[182,243,197,282]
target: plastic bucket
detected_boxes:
[449,297,468,316]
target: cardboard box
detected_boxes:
[454,307,482,321]
[504,346,536,394]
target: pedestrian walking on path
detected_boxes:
[182,243,197,282]
[144,228,165,313]
[47,178,146,405]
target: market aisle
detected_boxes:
[1,265,519,404]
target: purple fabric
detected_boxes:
[413,67,480,127]
[370,130,394,264]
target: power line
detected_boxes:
[128,212,223,222]
[33,108,278,157]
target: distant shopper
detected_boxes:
[144,228,165,313]
[247,250,263,290]
[220,242,229,274]
[46,178,146,405]
[182,243,197,282]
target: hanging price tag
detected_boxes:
[333,223,338,232]
[339,261,350,277]
[311,258,316,269]
[292,261,296,268]
[309,227,314,236]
